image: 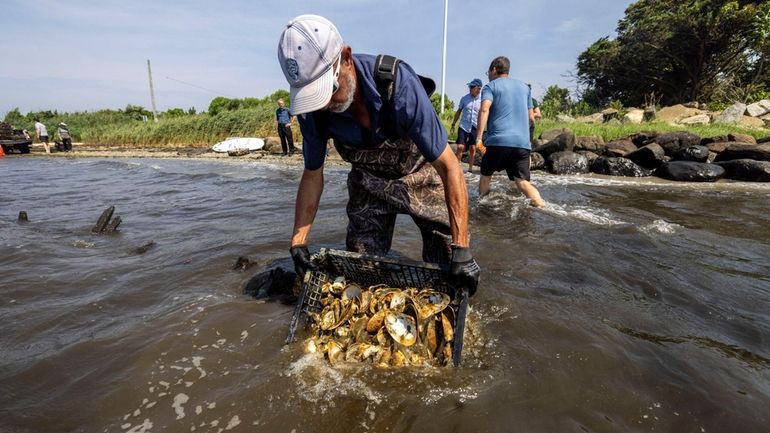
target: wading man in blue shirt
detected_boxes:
[476,56,546,208]
[275,99,296,156]
[277,15,480,295]
[450,78,482,174]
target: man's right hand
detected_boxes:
[289,245,312,277]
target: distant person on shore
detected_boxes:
[475,56,545,208]
[450,78,482,173]
[276,99,296,156]
[57,122,72,152]
[278,14,479,295]
[528,83,542,145]
[34,118,50,154]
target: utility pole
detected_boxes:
[440,0,448,113]
[147,59,158,123]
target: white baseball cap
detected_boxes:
[277,15,343,115]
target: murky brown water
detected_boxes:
[1,157,769,433]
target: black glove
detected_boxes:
[289,245,312,278]
[450,246,480,297]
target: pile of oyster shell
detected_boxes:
[303,276,456,367]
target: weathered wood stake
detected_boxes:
[92,206,115,233]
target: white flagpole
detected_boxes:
[440,0,448,114]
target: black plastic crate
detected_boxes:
[285,248,471,367]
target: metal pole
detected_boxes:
[440,0,448,113]
[147,59,158,123]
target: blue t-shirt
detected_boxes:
[457,93,480,132]
[481,77,532,149]
[297,54,447,170]
[276,107,292,124]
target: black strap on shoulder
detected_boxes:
[374,54,401,106]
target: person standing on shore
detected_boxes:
[57,122,72,152]
[278,14,479,295]
[450,78,482,173]
[475,56,545,208]
[276,99,296,156]
[34,118,50,154]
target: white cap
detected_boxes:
[277,15,343,115]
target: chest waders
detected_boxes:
[318,55,452,264]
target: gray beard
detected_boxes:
[328,73,356,113]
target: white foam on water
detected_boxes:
[285,354,383,410]
[240,330,248,342]
[641,219,681,234]
[192,356,207,378]
[172,393,189,419]
[195,405,203,415]
[125,419,153,433]
[227,416,241,430]
[537,203,627,226]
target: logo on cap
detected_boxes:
[285,59,299,82]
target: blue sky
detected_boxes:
[1,0,633,116]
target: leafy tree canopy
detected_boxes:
[576,0,770,107]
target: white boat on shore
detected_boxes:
[211,137,265,153]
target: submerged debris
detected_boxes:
[92,205,121,234]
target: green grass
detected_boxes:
[532,119,769,142]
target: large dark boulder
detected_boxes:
[530,151,545,170]
[655,161,725,182]
[547,151,589,175]
[574,135,605,152]
[590,156,651,177]
[605,138,637,157]
[575,150,600,165]
[654,131,701,156]
[674,145,710,162]
[533,131,576,159]
[714,144,770,162]
[728,133,756,145]
[701,135,729,146]
[714,159,770,182]
[705,141,741,154]
[626,143,665,169]
[630,131,659,147]
[539,128,574,142]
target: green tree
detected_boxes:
[3,108,25,125]
[208,97,241,116]
[124,104,151,120]
[164,108,186,118]
[268,89,290,104]
[540,85,571,118]
[576,0,770,106]
[430,93,454,121]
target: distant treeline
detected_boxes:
[2,89,457,146]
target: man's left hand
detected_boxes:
[450,246,480,297]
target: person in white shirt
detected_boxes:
[34,118,50,154]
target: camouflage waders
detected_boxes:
[334,137,452,264]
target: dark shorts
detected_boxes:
[40,135,49,143]
[480,146,532,181]
[456,127,476,147]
